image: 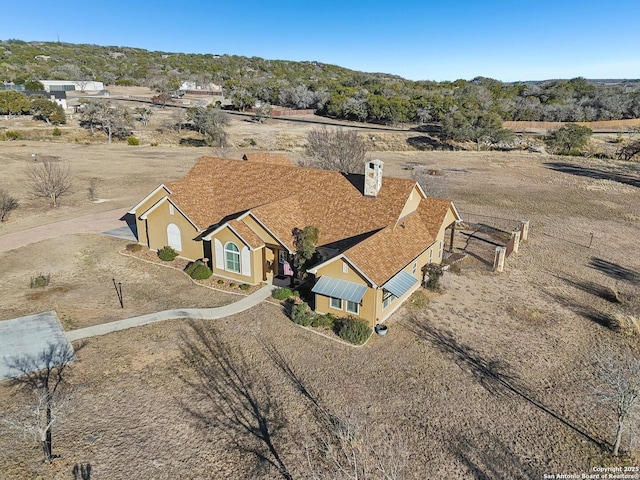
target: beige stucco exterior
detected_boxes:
[134,186,171,247]
[144,200,203,261]
[208,226,263,285]
[312,239,442,326]
[398,185,423,220]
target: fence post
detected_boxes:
[511,230,521,254]
[494,246,506,272]
[520,220,530,241]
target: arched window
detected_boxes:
[224,242,240,273]
[167,223,182,251]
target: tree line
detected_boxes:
[2,40,639,126]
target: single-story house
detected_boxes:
[129,154,460,325]
[23,90,68,110]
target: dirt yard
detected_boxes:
[1,111,640,478]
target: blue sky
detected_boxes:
[1,0,638,82]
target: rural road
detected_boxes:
[0,207,130,254]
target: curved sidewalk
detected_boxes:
[65,284,277,342]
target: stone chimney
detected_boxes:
[364,159,384,197]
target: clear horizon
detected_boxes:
[1,0,639,83]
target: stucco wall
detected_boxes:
[398,185,423,219]
[313,257,377,324]
[145,201,203,261]
[210,227,263,285]
[134,187,171,246]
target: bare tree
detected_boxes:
[133,106,153,126]
[3,343,75,463]
[27,160,72,207]
[592,347,640,456]
[305,127,366,173]
[78,101,131,143]
[0,187,19,221]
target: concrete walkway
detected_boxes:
[0,207,130,254]
[65,284,278,342]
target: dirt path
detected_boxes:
[0,207,130,253]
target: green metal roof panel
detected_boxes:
[312,276,368,303]
[383,270,418,298]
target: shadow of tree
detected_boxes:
[589,257,640,285]
[545,162,640,188]
[72,463,92,480]
[555,274,621,303]
[179,321,293,479]
[407,135,454,151]
[543,291,617,331]
[449,431,543,479]
[402,315,606,450]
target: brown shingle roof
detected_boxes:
[229,219,265,249]
[242,152,293,165]
[418,198,456,237]
[344,212,435,286]
[166,156,416,251]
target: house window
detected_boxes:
[412,262,417,275]
[342,263,348,274]
[330,297,342,309]
[429,249,433,263]
[382,291,396,309]
[224,242,240,273]
[346,300,359,314]
[167,223,181,252]
[169,204,174,215]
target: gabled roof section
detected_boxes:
[418,198,460,237]
[128,184,172,214]
[344,211,435,286]
[139,197,201,231]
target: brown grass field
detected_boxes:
[1,104,640,479]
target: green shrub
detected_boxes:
[424,263,443,290]
[184,261,212,280]
[127,136,140,146]
[52,127,62,137]
[335,317,371,345]
[217,279,225,285]
[311,313,336,329]
[157,246,178,261]
[229,282,237,288]
[240,283,250,291]
[150,142,159,147]
[291,302,313,326]
[272,287,295,300]
[5,131,20,140]
[30,273,51,288]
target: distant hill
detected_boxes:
[2,40,639,125]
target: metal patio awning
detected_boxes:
[311,276,368,303]
[383,270,418,298]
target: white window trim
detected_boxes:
[346,300,359,314]
[330,297,342,309]
[412,262,417,275]
[169,204,174,215]
[382,290,397,309]
[342,263,348,274]
[429,249,433,263]
[224,242,241,273]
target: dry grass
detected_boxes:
[1,111,640,477]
